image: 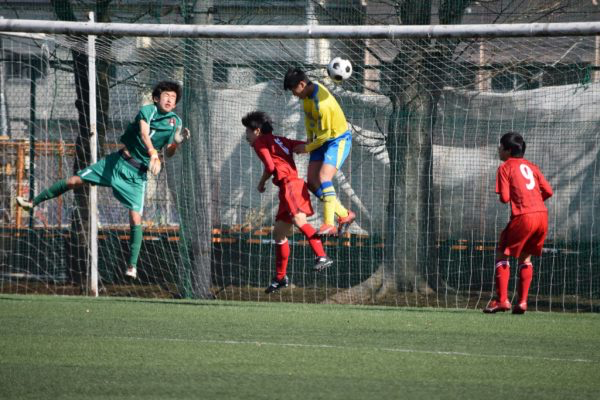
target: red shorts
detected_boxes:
[275,178,314,224]
[498,212,548,257]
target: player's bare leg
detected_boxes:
[66,175,85,189]
[273,220,293,243]
[16,175,85,211]
[306,160,322,196]
[484,251,512,313]
[265,221,293,293]
[513,253,533,314]
[292,213,332,272]
[125,210,143,280]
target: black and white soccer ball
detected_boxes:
[327,57,352,84]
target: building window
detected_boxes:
[490,63,587,92]
[3,53,47,80]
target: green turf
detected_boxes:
[1,295,599,400]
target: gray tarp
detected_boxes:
[211,81,600,242]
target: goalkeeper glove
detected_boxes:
[149,149,161,176]
[174,127,191,144]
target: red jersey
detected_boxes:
[253,134,305,185]
[495,158,553,217]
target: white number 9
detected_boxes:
[520,164,535,190]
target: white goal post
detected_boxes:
[0,17,599,310]
[1,19,600,38]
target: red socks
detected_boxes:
[495,260,533,305]
[298,224,326,258]
[495,260,510,302]
[275,225,327,280]
[275,239,290,280]
[518,262,533,305]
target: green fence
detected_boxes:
[3,227,597,301]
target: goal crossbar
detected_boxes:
[2,19,600,39]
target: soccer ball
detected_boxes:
[327,57,352,83]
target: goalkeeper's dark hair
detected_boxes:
[283,68,311,90]
[500,131,526,158]
[242,111,273,134]
[152,81,182,104]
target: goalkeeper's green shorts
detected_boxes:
[77,151,148,213]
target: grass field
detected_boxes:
[1,295,599,400]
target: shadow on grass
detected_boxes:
[1,281,598,312]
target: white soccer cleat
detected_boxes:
[16,196,33,211]
[125,266,137,279]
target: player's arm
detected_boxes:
[495,167,511,203]
[253,143,275,192]
[166,124,190,158]
[166,142,177,158]
[289,139,307,148]
[139,119,155,154]
[303,108,333,153]
[290,139,308,154]
[257,168,271,193]
[538,171,553,200]
[139,119,161,176]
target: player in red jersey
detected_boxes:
[242,111,333,294]
[484,132,553,314]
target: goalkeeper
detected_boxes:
[16,81,191,280]
[242,110,333,294]
[283,67,355,236]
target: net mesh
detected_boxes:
[0,22,599,310]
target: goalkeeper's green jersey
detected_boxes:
[120,103,182,165]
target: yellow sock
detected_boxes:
[322,196,337,226]
[334,198,348,219]
[320,183,347,226]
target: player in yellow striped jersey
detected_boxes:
[283,68,355,236]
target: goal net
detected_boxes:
[0,22,598,311]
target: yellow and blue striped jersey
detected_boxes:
[302,82,349,153]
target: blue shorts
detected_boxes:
[309,130,352,169]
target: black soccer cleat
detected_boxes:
[512,302,527,314]
[313,256,333,272]
[265,275,289,294]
